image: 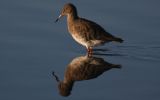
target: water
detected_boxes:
[0,0,160,100]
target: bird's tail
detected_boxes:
[111,64,122,68]
[114,37,124,43]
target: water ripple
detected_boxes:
[115,44,160,61]
[92,44,160,62]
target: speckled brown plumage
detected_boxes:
[55,3,123,54]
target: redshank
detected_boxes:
[55,3,123,54]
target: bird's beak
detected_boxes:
[55,14,62,23]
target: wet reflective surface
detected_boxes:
[1,0,160,100]
[52,55,121,96]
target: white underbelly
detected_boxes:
[71,33,103,48]
[71,34,87,47]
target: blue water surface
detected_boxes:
[0,0,160,100]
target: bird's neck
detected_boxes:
[67,13,78,33]
[67,13,78,22]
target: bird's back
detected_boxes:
[69,17,121,44]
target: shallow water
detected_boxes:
[0,0,160,100]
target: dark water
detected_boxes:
[0,0,160,100]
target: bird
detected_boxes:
[55,3,123,55]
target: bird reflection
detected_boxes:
[52,55,121,97]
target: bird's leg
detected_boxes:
[87,47,90,53]
[87,47,93,56]
[89,47,93,54]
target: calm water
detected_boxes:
[0,0,160,100]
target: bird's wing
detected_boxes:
[73,18,114,41]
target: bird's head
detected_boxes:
[55,3,77,22]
